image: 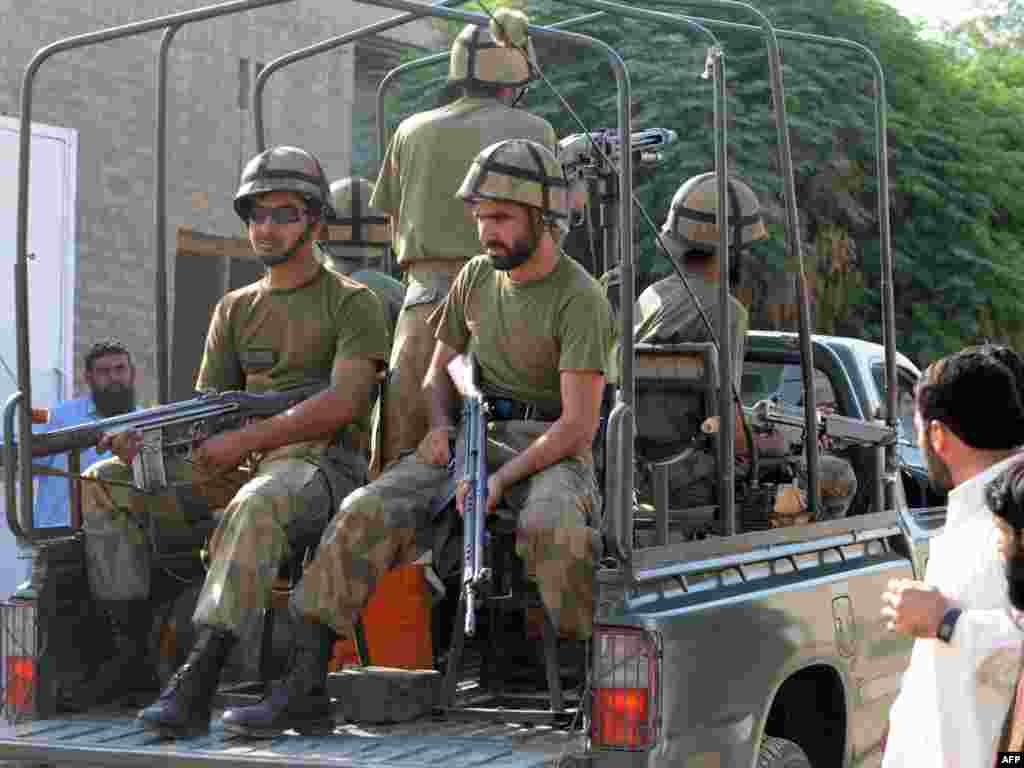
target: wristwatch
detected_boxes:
[936,607,962,644]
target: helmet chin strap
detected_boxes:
[260,220,315,267]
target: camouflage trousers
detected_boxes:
[295,420,604,641]
[82,442,364,637]
[371,265,463,478]
[793,453,858,521]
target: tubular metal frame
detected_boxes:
[9,0,897,564]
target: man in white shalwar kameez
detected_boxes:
[882,348,1024,768]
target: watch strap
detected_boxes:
[937,607,962,644]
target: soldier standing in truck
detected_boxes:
[369,8,557,478]
[78,146,390,737]
[218,139,613,738]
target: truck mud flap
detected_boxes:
[0,714,581,767]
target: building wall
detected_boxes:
[0,0,442,405]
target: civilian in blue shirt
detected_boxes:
[33,340,137,528]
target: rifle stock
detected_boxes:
[446,353,490,637]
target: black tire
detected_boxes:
[757,736,813,768]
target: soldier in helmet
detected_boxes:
[370,8,558,478]
[220,139,614,737]
[632,173,766,509]
[80,146,390,735]
[316,176,405,335]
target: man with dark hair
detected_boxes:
[32,339,137,529]
[369,8,557,478]
[880,347,1024,768]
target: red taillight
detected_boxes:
[2,599,38,721]
[5,657,35,714]
[591,626,658,750]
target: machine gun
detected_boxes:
[558,127,678,181]
[742,399,897,447]
[446,353,491,638]
[3,381,326,492]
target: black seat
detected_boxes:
[632,342,720,546]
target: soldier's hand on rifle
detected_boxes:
[98,430,144,464]
[416,426,455,466]
[455,472,505,515]
[195,430,251,473]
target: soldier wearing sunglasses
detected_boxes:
[80,146,391,737]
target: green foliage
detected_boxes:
[380,0,1024,365]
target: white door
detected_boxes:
[0,116,78,598]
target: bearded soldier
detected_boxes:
[370,9,557,477]
[220,139,613,737]
[79,146,390,736]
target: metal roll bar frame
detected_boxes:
[9,0,897,568]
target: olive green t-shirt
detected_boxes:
[433,254,614,404]
[371,97,557,268]
[196,266,391,433]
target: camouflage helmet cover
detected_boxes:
[661,172,768,253]
[456,138,570,232]
[234,145,333,221]
[448,9,536,88]
[326,177,390,246]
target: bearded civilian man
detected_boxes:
[32,339,138,529]
[881,348,1024,768]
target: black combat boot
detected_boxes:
[62,600,157,712]
[137,626,236,738]
[220,618,335,738]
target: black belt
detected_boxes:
[487,397,561,423]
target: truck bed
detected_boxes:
[0,703,584,767]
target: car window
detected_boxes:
[872,363,918,447]
[741,362,838,412]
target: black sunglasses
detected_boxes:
[246,205,307,225]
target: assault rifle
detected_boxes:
[742,399,896,447]
[446,353,491,638]
[2,381,326,492]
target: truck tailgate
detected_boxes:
[0,712,584,767]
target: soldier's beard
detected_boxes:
[486,236,533,271]
[923,433,954,494]
[93,383,136,418]
[1006,554,1024,611]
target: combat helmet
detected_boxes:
[326,177,390,246]
[233,145,333,221]
[661,172,768,254]
[456,138,570,233]
[448,8,536,89]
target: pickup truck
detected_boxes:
[0,330,935,768]
[0,2,941,767]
